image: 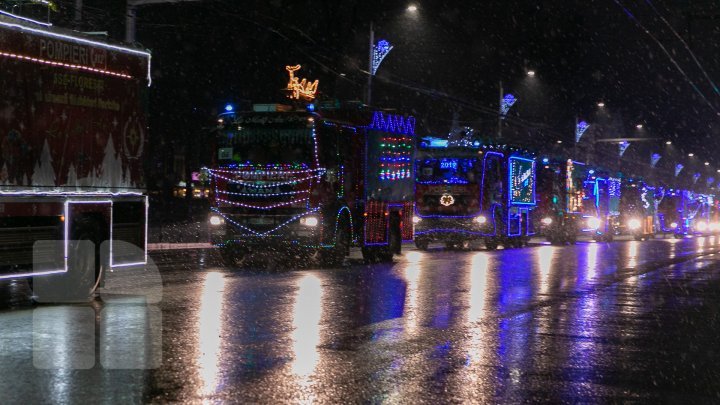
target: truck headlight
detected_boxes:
[670,222,678,229]
[710,222,720,231]
[587,216,601,230]
[627,218,641,230]
[473,215,487,224]
[209,215,224,226]
[541,217,553,225]
[300,216,319,227]
[697,221,708,232]
[412,215,422,224]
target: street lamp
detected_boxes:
[526,70,536,77]
[665,141,672,145]
[688,153,694,157]
[366,4,417,105]
[636,124,643,129]
[597,102,605,107]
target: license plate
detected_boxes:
[249,217,274,225]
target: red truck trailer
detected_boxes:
[0,15,151,299]
[207,103,416,265]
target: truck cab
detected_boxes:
[475,146,537,250]
[412,141,483,250]
[207,104,416,265]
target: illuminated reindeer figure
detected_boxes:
[285,64,319,101]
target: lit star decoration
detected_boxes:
[285,64,319,101]
[575,120,590,143]
[651,153,661,167]
[439,194,455,206]
[619,141,630,157]
[371,39,394,75]
[500,94,517,117]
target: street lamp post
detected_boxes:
[125,0,201,43]
[365,5,415,105]
[366,21,375,105]
[497,80,503,139]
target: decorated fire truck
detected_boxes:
[535,158,619,244]
[413,144,537,250]
[619,180,657,240]
[478,146,537,249]
[412,139,484,250]
[0,14,151,299]
[206,100,416,265]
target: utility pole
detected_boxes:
[366,21,374,105]
[125,0,200,44]
[74,0,82,27]
[497,80,503,140]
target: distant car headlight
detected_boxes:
[412,215,422,224]
[473,215,487,224]
[587,216,601,230]
[627,218,641,230]
[541,217,553,225]
[697,221,708,232]
[300,216,319,227]
[209,215,224,226]
[670,222,678,229]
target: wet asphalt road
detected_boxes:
[2,236,720,403]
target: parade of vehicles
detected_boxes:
[412,139,537,250]
[207,103,415,264]
[412,148,718,249]
[204,66,720,259]
[0,14,151,298]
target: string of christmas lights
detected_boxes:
[206,170,326,187]
[215,197,309,209]
[212,207,320,237]
[0,50,133,79]
[217,189,309,197]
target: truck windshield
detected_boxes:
[416,158,478,184]
[217,126,314,166]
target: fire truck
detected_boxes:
[412,139,484,250]
[478,146,537,250]
[412,144,536,250]
[0,15,151,299]
[535,158,619,244]
[620,180,657,240]
[207,104,416,265]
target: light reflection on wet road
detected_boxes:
[2,236,720,402]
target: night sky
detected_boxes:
[39,0,720,186]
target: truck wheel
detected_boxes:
[567,234,577,245]
[485,238,498,251]
[415,239,429,250]
[220,245,245,267]
[321,219,350,267]
[388,216,402,255]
